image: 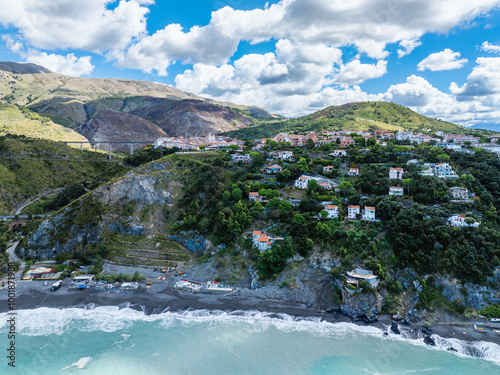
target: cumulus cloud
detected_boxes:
[333,60,387,85]
[480,41,500,53]
[450,57,500,97]
[417,49,468,71]
[25,52,94,76]
[0,0,152,51]
[118,0,500,73]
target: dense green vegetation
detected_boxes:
[0,134,129,214]
[223,102,486,141]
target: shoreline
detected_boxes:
[2,282,499,348]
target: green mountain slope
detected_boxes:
[0,104,90,144]
[0,135,129,214]
[224,101,469,140]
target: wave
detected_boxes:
[1,307,499,365]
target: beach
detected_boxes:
[1,274,499,347]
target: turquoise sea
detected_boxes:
[1,307,499,374]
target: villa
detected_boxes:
[434,163,459,179]
[450,187,469,201]
[322,204,339,219]
[362,206,376,221]
[347,205,360,219]
[389,167,404,179]
[389,186,404,196]
[347,167,359,176]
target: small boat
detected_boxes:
[490,318,500,322]
[51,280,62,292]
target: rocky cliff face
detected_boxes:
[18,160,181,259]
[435,271,500,311]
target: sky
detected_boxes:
[0,0,500,128]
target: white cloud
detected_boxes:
[26,52,94,76]
[333,60,387,85]
[480,41,500,53]
[450,57,500,96]
[0,0,152,51]
[397,38,422,58]
[417,49,468,71]
[2,35,24,54]
[117,0,500,73]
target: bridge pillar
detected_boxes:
[80,142,83,151]
[108,144,112,160]
[130,144,134,155]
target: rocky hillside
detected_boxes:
[0,61,274,141]
[129,98,253,137]
[76,110,167,150]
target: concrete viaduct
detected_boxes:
[63,141,153,159]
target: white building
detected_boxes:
[389,167,404,180]
[362,206,376,221]
[323,165,334,173]
[396,131,414,141]
[330,150,347,157]
[295,176,311,189]
[346,268,379,289]
[347,168,359,176]
[389,186,404,196]
[434,163,459,179]
[347,205,360,219]
[252,231,284,251]
[277,151,293,160]
[448,214,480,228]
[322,205,339,219]
[231,153,252,163]
[450,187,468,201]
[294,175,338,190]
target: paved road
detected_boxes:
[6,241,25,270]
[15,198,41,215]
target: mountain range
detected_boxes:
[0,61,488,146]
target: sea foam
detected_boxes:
[1,307,499,365]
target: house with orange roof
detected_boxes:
[362,206,376,221]
[322,204,339,219]
[347,205,360,219]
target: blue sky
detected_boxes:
[0,0,500,128]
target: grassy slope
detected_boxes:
[0,136,129,214]
[0,104,90,144]
[223,101,471,140]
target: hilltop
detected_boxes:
[224,102,469,140]
[0,61,275,142]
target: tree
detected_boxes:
[320,210,329,219]
[222,191,232,201]
[278,200,294,216]
[338,181,355,197]
[232,188,242,201]
[252,202,265,217]
[292,214,305,225]
[266,197,281,209]
[297,158,309,173]
[403,178,412,196]
[250,152,265,167]
[306,138,315,149]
